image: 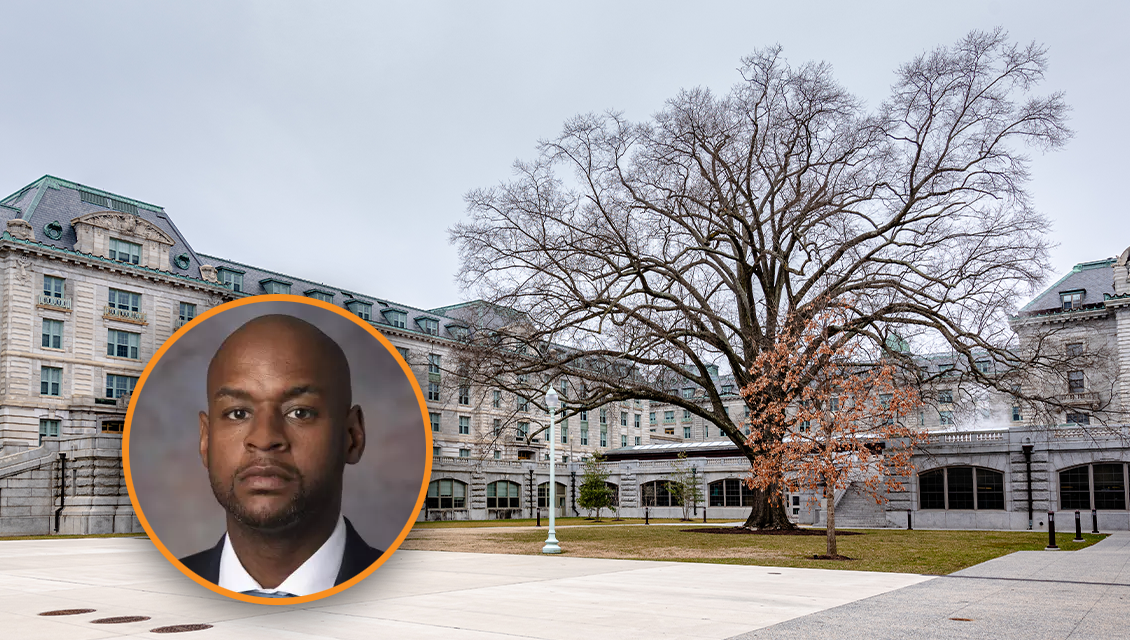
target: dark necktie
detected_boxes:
[241,589,298,598]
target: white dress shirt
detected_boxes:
[218,514,346,596]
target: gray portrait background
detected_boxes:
[129,300,427,558]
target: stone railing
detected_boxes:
[37,293,72,311]
[103,305,147,324]
[932,431,1005,443]
[1056,391,1102,407]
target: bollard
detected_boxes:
[1047,511,1058,549]
[1074,510,1084,542]
[703,508,707,524]
[1092,508,1099,534]
[907,509,913,531]
[645,507,649,525]
[537,508,541,528]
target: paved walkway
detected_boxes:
[729,532,1130,640]
[0,537,928,639]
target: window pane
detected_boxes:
[1094,464,1126,510]
[920,469,945,509]
[709,481,724,507]
[975,469,1005,510]
[947,467,974,509]
[1059,467,1091,510]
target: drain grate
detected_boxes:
[39,609,96,616]
[151,624,214,634]
[91,616,152,624]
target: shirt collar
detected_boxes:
[218,514,347,596]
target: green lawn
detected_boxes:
[414,517,733,529]
[404,524,1106,575]
[0,532,148,542]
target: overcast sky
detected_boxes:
[1,1,1124,309]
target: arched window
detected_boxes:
[537,482,568,508]
[426,479,467,509]
[605,482,620,507]
[919,467,1004,510]
[708,479,755,507]
[640,480,682,507]
[1060,463,1127,511]
[487,481,521,509]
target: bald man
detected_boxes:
[179,314,381,598]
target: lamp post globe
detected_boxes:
[543,386,562,554]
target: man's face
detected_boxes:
[199,319,364,532]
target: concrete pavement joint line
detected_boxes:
[237,611,555,640]
[938,575,1130,588]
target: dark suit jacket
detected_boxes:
[179,517,383,590]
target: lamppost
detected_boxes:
[542,386,562,554]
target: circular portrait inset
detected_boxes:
[125,296,430,604]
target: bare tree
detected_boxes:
[450,29,1070,529]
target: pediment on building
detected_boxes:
[70,211,175,246]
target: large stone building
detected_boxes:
[1,175,1128,533]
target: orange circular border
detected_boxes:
[123,294,433,605]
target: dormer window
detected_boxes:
[109,238,141,265]
[346,300,372,321]
[383,309,407,328]
[260,279,291,295]
[1061,290,1084,311]
[305,289,333,302]
[218,268,243,292]
[418,317,439,336]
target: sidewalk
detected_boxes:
[729,532,1130,640]
[0,537,928,639]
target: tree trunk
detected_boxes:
[742,486,797,530]
[825,483,837,557]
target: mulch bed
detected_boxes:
[683,527,862,536]
[811,554,854,560]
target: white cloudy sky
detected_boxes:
[0,1,1124,309]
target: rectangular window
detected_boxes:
[107,329,140,359]
[722,384,734,395]
[682,409,691,421]
[493,418,502,436]
[634,436,641,446]
[38,418,60,445]
[938,363,955,376]
[561,427,567,444]
[427,382,441,402]
[649,411,656,424]
[517,397,529,412]
[581,428,589,445]
[919,470,945,509]
[458,385,470,405]
[1060,466,1091,510]
[1066,342,1084,358]
[179,302,196,324]
[1068,370,1085,393]
[559,379,567,398]
[634,414,641,429]
[600,426,607,447]
[105,374,137,399]
[975,360,992,374]
[1094,464,1126,510]
[427,353,441,374]
[218,268,243,292]
[799,420,810,432]
[433,446,442,457]
[682,388,694,399]
[419,318,439,335]
[664,411,675,423]
[1061,291,1084,311]
[946,467,975,510]
[305,290,333,302]
[395,346,409,361]
[937,389,953,404]
[493,450,501,459]
[459,415,470,434]
[492,390,501,408]
[580,409,588,422]
[261,280,291,295]
[108,288,141,312]
[101,420,124,434]
[516,421,529,440]
[385,309,407,328]
[1065,412,1090,425]
[683,426,691,438]
[600,408,607,424]
[1012,406,1022,422]
[430,412,441,432]
[621,434,627,447]
[43,275,65,298]
[40,366,61,396]
[41,319,63,349]
[458,448,470,458]
[939,410,954,426]
[108,238,141,265]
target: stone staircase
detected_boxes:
[820,481,890,528]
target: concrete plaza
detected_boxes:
[0,536,928,639]
[0,533,1124,639]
